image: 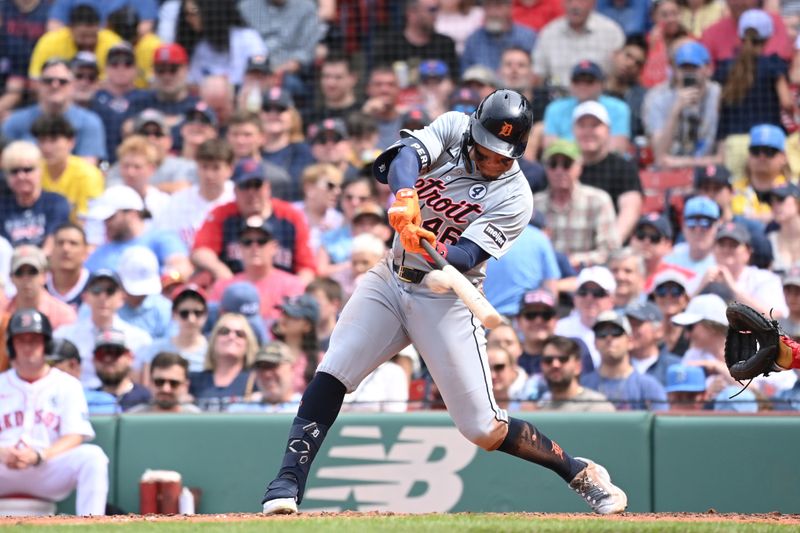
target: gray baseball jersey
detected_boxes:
[317,111,533,439]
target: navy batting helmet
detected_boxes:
[470,89,533,159]
[7,308,54,359]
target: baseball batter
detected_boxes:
[260,90,628,515]
[0,309,108,516]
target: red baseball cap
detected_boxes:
[154,43,188,66]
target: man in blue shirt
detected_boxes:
[116,245,174,341]
[2,58,107,163]
[543,60,631,154]
[461,0,537,73]
[581,309,668,410]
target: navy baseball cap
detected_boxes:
[419,59,448,79]
[87,269,121,287]
[694,164,732,189]
[47,338,81,364]
[231,158,265,185]
[683,196,720,220]
[185,101,217,127]
[239,215,273,239]
[279,294,320,324]
[716,221,751,246]
[636,213,672,239]
[400,108,431,130]
[261,86,294,110]
[624,301,663,323]
[450,87,480,114]
[221,281,261,316]
[674,41,710,67]
[246,54,271,74]
[749,124,786,151]
[308,118,348,143]
[571,60,604,81]
[771,182,800,200]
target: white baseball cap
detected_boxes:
[86,185,145,221]
[572,100,610,126]
[117,246,161,296]
[671,294,728,327]
[576,266,617,294]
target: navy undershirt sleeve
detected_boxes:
[387,146,421,193]
[443,237,490,272]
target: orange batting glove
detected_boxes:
[388,188,421,234]
[399,224,436,255]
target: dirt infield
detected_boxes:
[3,511,800,527]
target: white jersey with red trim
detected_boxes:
[0,367,94,449]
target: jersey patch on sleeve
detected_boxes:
[483,223,507,248]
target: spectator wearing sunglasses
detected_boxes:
[208,215,306,326]
[2,58,107,164]
[70,52,99,108]
[555,266,617,369]
[649,269,692,357]
[765,183,800,272]
[533,140,620,269]
[731,124,791,223]
[91,43,148,165]
[189,312,258,411]
[663,196,721,278]
[88,329,151,414]
[0,141,71,252]
[141,285,209,373]
[487,345,531,412]
[537,335,615,412]
[28,5,122,82]
[624,301,681,387]
[629,214,681,293]
[54,270,153,388]
[581,310,668,410]
[292,163,345,256]
[129,352,202,413]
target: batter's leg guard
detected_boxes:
[498,417,586,482]
[261,417,329,515]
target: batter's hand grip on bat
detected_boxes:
[420,239,505,329]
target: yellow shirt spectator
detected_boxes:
[731,174,789,219]
[29,28,122,80]
[134,33,162,88]
[40,155,105,221]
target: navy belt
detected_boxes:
[393,263,427,284]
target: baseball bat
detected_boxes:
[421,239,505,329]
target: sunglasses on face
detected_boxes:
[240,236,270,247]
[654,284,685,298]
[108,58,134,67]
[521,309,555,321]
[547,157,574,170]
[749,146,780,158]
[155,65,180,75]
[634,230,662,244]
[595,328,625,339]
[8,166,36,176]
[41,77,70,87]
[313,134,343,145]
[74,72,97,82]
[139,128,165,138]
[88,284,118,296]
[261,105,287,113]
[576,287,608,298]
[13,266,39,278]
[684,217,714,229]
[153,377,184,388]
[94,347,126,360]
[177,308,206,319]
[218,326,247,339]
[491,363,507,373]
[237,179,264,191]
[541,354,571,365]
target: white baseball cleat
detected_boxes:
[262,497,298,515]
[569,457,628,515]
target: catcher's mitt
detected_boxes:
[724,302,781,381]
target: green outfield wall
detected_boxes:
[54,412,800,515]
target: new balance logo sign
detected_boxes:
[483,224,507,248]
[304,426,476,512]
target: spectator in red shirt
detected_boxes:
[191,157,316,284]
[208,215,306,328]
[701,0,793,65]
[512,0,564,32]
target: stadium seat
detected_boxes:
[639,168,694,214]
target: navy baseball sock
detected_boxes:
[265,372,347,504]
[498,417,586,483]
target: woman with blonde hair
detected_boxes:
[293,163,344,254]
[189,312,258,409]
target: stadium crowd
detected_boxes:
[3,0,800,422]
